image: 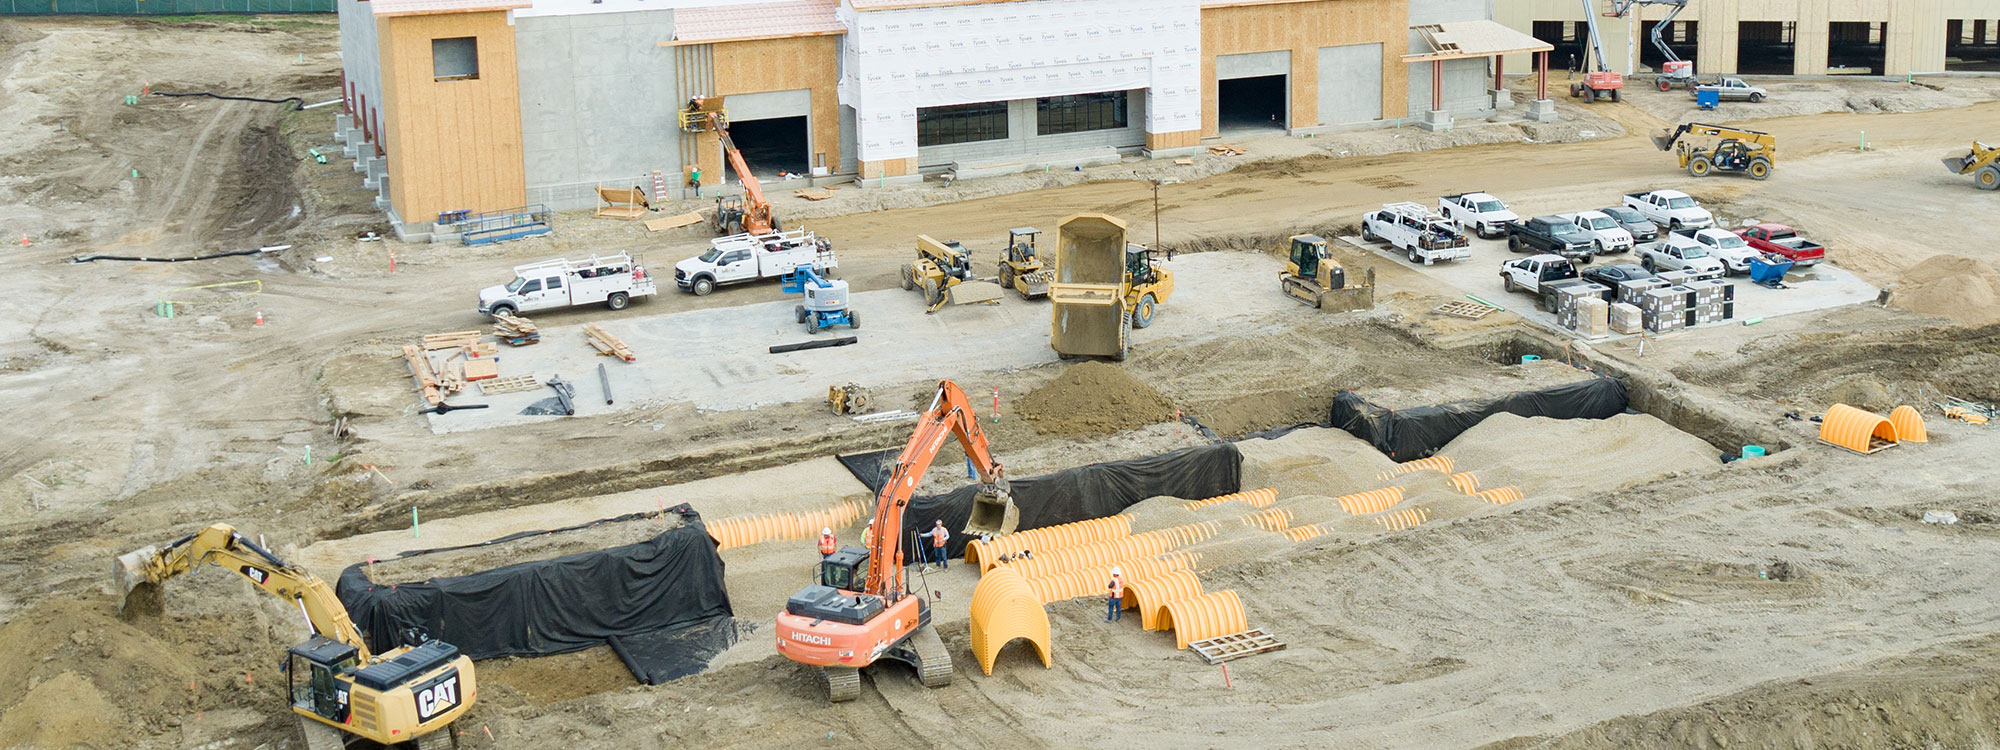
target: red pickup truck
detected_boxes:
[1734,223,1825,266]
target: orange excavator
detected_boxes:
[774,380,1014,702]
[681,98,778,237]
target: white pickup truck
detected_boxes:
[1666,227,1761,275]
[1622,190,1715,230]
[674,229,837,296]
[1438,192,1518,239]
[478,253,657,317]
[1556,210,1635,256]
[1361,202,1472,265]
[1636,233,1727,279]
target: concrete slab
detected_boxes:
[424,251,1291,433]
[1338,235,1880,342]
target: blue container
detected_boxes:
[1520,355,1541,364]
[1696,88,1720,109]
[1741,445,1766,459]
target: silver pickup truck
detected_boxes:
[1695,77,1768,103]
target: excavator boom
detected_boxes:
[862,380,1009,598]
[116,525,372,656]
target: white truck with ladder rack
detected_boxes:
[477,253,657,317]
[1360,201,1472,265]
[675,228,837,296]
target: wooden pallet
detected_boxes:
[583,323,636,362]
[1188,628,1286,665]
[1433,300,1499,320]
[479,375,540,395]
[1819,436,1899,455]
[422,331,483,351]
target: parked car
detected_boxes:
[1557,210,1636,256]
[1623,189,1715,230]
[1582,262,1654,291]
[1734,223,1825,266]
[1670,227,1761,276]
[1637,234,1727,279]
[1439,192,1518,239]
[1597,205,1660,243]
[1695,76,1768,103]
[1506,216,1594,262]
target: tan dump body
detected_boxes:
[1049,213,1129,358]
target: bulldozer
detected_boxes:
[902,234,1006,313]
[115,525,474,750]
[1943,141,2000,190]
[1281,234,1345,307]
[1048,213,1174,361]
[997,227,1052,299]
[1652,122,1776,179]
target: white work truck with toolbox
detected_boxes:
[1360,202,1472,265]
[674,229,837,296]
[478,253,657,317]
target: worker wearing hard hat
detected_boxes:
[1106,567,1125,622]
[919,520,950,571]
[818,528,837,558]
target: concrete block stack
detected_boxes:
[1576,297,1610,337]
[1640,285,1694,333]
[1618,278,1671,307]
[1555,282,1609,332]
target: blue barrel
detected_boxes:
[1520,354,1541,364]
[1741,445,1766,459]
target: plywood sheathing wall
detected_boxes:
[377,10,528,221]
[1200,0,1410,137]
[695,35,843,186]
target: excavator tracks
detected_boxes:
[824,666,863,703]
[910,624,954,688]
[297,717,347,750]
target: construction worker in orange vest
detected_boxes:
[1106,566,1125,622]
[818,527,837,558]
[919,519,950,570]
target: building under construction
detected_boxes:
[333,0,1557,237]
[1497,1,1998,79]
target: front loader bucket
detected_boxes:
[946,280,1006,306]
[1649,129,1677,151]
[1943,149,1975,174]
[964,486,1020,538]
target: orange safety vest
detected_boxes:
[931,528,949,547]
[818,534,837,555]
[1108,576,1124,599]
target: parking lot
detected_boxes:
[1339,233,1881,339]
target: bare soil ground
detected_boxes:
[6,16,2000,750]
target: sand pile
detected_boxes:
[1018,362,1175,437]
[370,512,688,582]
[1440,413,1717,495]
[1890,255,2000,325]
[1236,427,1395,498]
[0,598,214,748]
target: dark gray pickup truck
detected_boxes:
[1506,216,1594,262]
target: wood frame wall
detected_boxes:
[1200,0,1411,136]
[376,9,527,221]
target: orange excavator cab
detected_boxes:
[775,380,1008,702]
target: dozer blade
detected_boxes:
[1943,150,1975,174]
[964,485,1020,538]
[945,280,1005,306]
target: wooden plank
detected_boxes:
[645,212,705,231]
[479,374,540,394]
[794,188,833,201]
[1174,158,1195,166]
[462,358,499,381]
[583,323,636,362]
[1189,628,1286,664]
[402,344,443,405]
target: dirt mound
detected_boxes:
[1826,377,1895,412]
[1440,413,1717,495]
[1890,254,2000,325]
[1018,362,1175,436]
[0,671,118,748]
[0,598,214,747]
[0,19,45,49]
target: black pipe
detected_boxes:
[598,362,613,405]
[71,246,282,263]
[151,91,305,110]
[770,336,857,354]
[547,376,576,416]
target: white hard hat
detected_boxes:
[1110,566,1122,576]
[822,527,832,536]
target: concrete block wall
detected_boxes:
[515,9,683,212]
[915,94,1149,169]
[1409,0,1496,119]
[336,0,381,146]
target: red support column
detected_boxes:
[1431,59,1443,112]
[1536,51,1549,100]
[358,93,370,141]
[1493,55,1504,91]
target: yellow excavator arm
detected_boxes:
[115,524,371,659]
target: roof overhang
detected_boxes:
[370,0,528,17]
[664,0,844,45]
[1404,20,1554,63]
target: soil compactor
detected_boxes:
[1048,213,1174,361]
[998,227,1053,299]
[776,380,1014,702]
[115,524,474,750]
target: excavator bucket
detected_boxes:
[113,545,162,607]
[964,484,1020,538]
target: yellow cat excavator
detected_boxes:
[115,524,475,750]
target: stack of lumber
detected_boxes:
[583,323,636,362]
[422,331,481,351]
[402,344,443,405]
[493,313,540,345]
[1207,144,1247,156]
[406,330,507,405]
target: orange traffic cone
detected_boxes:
[254,310,265,326]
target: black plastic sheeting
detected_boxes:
[1329,377,1629,461]
[837,443,1242,559]
[335,503,733,665]
[608,615,741,685]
